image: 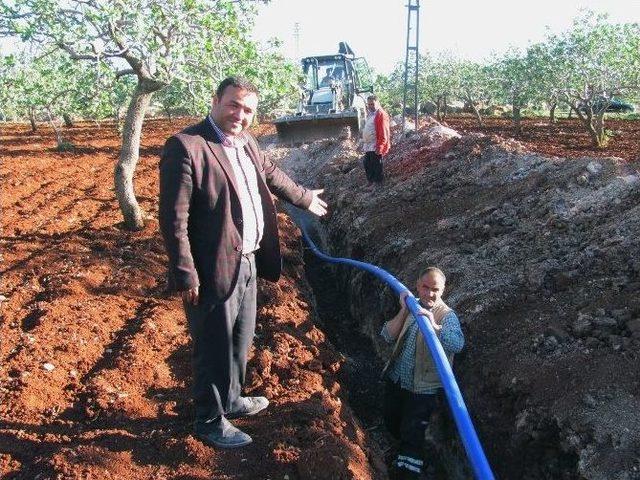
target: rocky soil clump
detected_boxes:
[271,121,640,480]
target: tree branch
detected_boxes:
[116,69,136,78]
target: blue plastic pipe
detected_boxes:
[295,220,495,480]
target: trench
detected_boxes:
[300,237,457,479]
[271,133,607,479]
[299,228,584,480]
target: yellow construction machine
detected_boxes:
[274,42,374,143]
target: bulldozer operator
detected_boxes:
[320,67,335,87]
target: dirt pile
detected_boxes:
[0,121,386,479]
[274,121,640,479]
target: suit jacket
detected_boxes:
[159,118,312,302]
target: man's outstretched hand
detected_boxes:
[308,189,328,216]
[182,287,199,306]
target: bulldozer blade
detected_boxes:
[274,115,359,144]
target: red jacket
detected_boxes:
[374,108,391,155]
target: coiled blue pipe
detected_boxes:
[294,216,495,480]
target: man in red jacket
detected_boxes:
[361,95,391,184]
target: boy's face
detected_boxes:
[416,272,445,309]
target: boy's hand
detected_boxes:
[182,287,199,306]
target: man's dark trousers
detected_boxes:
[383,379,440,476]
[363,151,384,183]
[184,253,257,432]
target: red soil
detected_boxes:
[0,119,386,480]
[443,116,640,162]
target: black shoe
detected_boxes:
[227,396,269,419]
[195,416,252,449]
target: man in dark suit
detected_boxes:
[159,77,327,449]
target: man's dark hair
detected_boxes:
[367,94,379,102]
[215,76,259,98]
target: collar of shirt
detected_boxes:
[207,115,248,148]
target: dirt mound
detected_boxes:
[277,121,640,479]
[0,121,386,479]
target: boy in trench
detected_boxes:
[380,267,464,479]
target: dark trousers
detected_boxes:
[363,151,384,183]
[184,253,257,432]
[384,379,440,475]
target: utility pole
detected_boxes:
[401,0,420,133]
[293,22,300,62]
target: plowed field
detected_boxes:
[0,119,385,480]
[444,116,640,162]
[2,115,638,479]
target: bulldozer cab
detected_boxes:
[273,42,374,144]
[306,57,348,88]
[302,55,372,109]
[302,55,352,112]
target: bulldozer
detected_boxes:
[273,42,374,143]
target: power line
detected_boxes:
[402,0,420,133]
[293,22,300,62]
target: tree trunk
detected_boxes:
[442,94,448,122]
[45,107,65,149]
[574,107,606,148]
[567,108,573,119]
[29,108,37,132]
[469,99,483,127]
[115,80,160,230]
[63,113,74,127]
[549,102,557,125]
[592,112,608,148]
[585,118,600,148]
[513,103,521,135]
[113,108,123,134]
[435,98,443,122]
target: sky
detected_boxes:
[2,0,637,73]
[252,0,640,74]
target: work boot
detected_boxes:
[390,465,421,480]
[394,455,423,480]
[227,396,269,419]
[397,468,420,480]
[195,416,252,449]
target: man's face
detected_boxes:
[211,86,258,136]
[416,272,445,309]
[367,99,378,112]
